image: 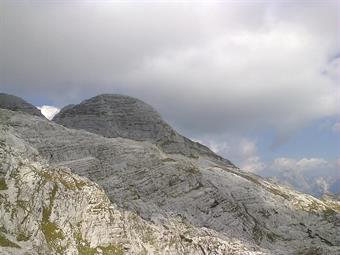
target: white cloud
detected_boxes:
[336,158,340,168]
[241,156,266,173]
[1,1,339,140]
[193,135,338,195]
[195,135,265,173]
[262,157,340,196]
[37,105,60,120]
[271,157,330,173]
[315,177,330,194]
[237,139,266,173]
[199,137,337,175]
[271,158,296,171]
[332,122,340,133]
[239,139,258,159]
[324,56,340,81]
[296,158,329,172]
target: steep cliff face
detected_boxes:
[53,94,231,165]
[0,93,44,117]
[1,107,340,255]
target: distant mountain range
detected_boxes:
[261,166,340,199]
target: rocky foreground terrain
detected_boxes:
[0,93,339,254]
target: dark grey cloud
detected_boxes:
[0,0,339,139]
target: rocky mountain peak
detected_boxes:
[54,94,167,140]
[54,94,232,165]
[0,93,44,117]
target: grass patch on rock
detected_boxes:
[74,228,124,255]
[16,232,30,242]
[41,184,65,253]
[0,178,8,190]
[0,233,20,248]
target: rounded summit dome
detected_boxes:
[0,93,44,117]
[53,94,172,141]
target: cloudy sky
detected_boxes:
[0,0,339,193]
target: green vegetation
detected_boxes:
[184,166,199,174]
[100,245,124,255]
[16,232,30,242]
[267,187,290,200]
[323,207,337,217]
[297,247,323,255]
[142,226,155,245]
[41,184,65,253]
[0,178,8,190]
[252,225,263,244]
[295,200,322,215]
[266,231,280,243]
[38,169,88,191]
[161,158,176,163]
[74,229,95,255]
[42,219,64,243]
[0,233,20,248]
[74,228,124,255]
[305,201,320,212]
[322,199,340,213]
[126,213,156,247]
[0,112,10,131]
[17,200,29,210]
[0,226,7,234]
[77,244,97,255]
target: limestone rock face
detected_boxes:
[0,93,43,117]
[0,114,271,255]
[53,94,231,164]
[1,108,340,255]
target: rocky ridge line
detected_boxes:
[53,94,232,165]
[0,93,44,117]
